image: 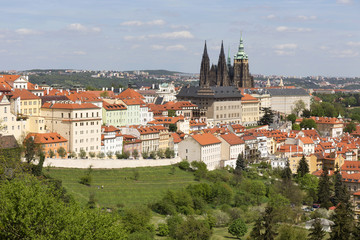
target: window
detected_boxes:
[4,107,7,113]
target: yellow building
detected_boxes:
[288,154,318,174]
[241,93,260,126]
[10,89,41,116]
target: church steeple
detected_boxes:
[200,41,210,87]
[234,35,248,60]
[227,46,231,67]
[217,41,230,86]
[266,78,271,88]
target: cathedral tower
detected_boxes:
[199,41,210,87]
[216,41,230,86]
[233,36,254,88]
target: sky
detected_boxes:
[0,0,360,77]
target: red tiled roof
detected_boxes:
[11,89,40,100]
[171,133,182,143]
[26,132,67,144]
[103,102,127,110]
[42,101,99,109]
[67,92,100,102]
[192,133,221,146]
[299,137,314,144]
[220,133,245,145]
[116,88,145,99]
[122,98,145,106]
[102,125,119,132]
[241,93,258,102]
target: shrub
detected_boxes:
[157,149,165,159]
[49,149,55,158]
[97,152,105,159]
[132,149,139,159]
[115,151,122,159]
[150,151,156,159]
[142,151,149,159]
[79,175,92,186]
[57,147,67,158]
[122,151,130,159]
[213,210,231,227]
[89,152,95,158]
[157,223,169,236]
[106,151,113,159]
[79,149,87,159]
[178,160,190,171]
[228,218,247,239]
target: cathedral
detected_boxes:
[199,37,254,88]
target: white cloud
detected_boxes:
[265,14,276,19]
[170,24,190,29]
[276,26,311,32]
[120,19,165,26]
[334,49,359,58]
[131,44,141,49]
[15,28,40,35]
[274,43,298,50]
[274,50,295,56]
[320,45,329,50]
[337,0,353,4]
[151,45,164,50]
[123,35,146,41]
[347,41,360,47]
[73,51,86,55]
[297,15,317,20]
[149,31,194,39]
[166,44,186,51]
[67,23,101,33]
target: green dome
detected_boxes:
[234,37,248,60]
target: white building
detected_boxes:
[178,133,221,170]
[156,83,177,102]
[218,133,245,169]
[298,137,315,156]
[267,88,311,115]
[41,101,102,154]
[101,125,123,156]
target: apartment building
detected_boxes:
[41,101,102,154]
[26,132,68,158]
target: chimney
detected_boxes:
[111,87,114,92]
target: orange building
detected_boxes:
[26,132,68,158]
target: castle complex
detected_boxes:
[199,37,254,88]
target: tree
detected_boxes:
[344,122,356,133]
[287,114,297,124]
[235,153,246,173]
[142,151,149,159]
[169,124,177,132]
[293,100,306,116]
[300,119,317,129]
[89,152,96,158]
[157,149,165,159]
[97,152,105,159]
[333,172,346,206]
[297,155,309,178]
[259,108,274,126]
[250,217,263,240]
[228,218,247,239]
[308,218,326,240]
[281,160,292,181]
[149,151,156,159]
[132,149,139,159]
[302,109,311,118]
[79,149,87,159]
[24,137,37,164]
[263,207,276,240]
[100,91,109,98]
[173,216,212,240]
[107,151,113,159]
[168,109,176,117]
[292,124,301,130]
[317,166,332,209]
[49,149,55,158]
[165,148,172,158]
[311,103,325,117]
[57,147,67,158]
[32,154,45,177]
[191,161,208,181]
[330,187,354,240]
[122,206,153,234]
[122,151,130,159]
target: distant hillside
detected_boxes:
[137,69,182,76]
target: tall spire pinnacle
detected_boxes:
[227,46,231,66]
[200,41,210,88]
[234,34,248,60]
[203,41,208,57]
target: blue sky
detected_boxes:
[1,0,359,77]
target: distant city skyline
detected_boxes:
[1,0,359,77]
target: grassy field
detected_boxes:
[47,166,199,209]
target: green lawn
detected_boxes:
[47,166,199,209]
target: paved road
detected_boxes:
[43,157,182,169]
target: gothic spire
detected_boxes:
[200,41,210,87]
[217,41,230,86]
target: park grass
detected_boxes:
[47,165,199,209]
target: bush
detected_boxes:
[157,149,165,159]
[178,160,190,171]
[157,223,169,236]
[132,149,139,159]
[142,151,149,159]
[49,149,55,158]
[174,216,212,240]
[150,151,157,159]
[106,151,113,159]
[79,175,92,186]
[89,152,95,158]
[228,218,247,239]
[122,151,130,159]
[213,210,231,227]
[79,149,87,159]
[57,147,67,158]
[115,151,122,159]
[97,152,105,159]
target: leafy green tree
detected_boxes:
[49,149,55,158]
[157,223,169,236]
[100,91,109,98]
[169,123,177,132]
[173,216,212,240]
[311,103,325,117]
[97,152,105,159]
[297,155,309,177]
[106,151,113,159]
[344,122,356,133]
[317,166,332,209]
[300,119,317,129]
[122,151,130,159]
[228,218,247,239]
[115,151,122,159]
[24,137,37,164]
[191,161,208,181]
[122,206,153,234]
[132,149,139,159]
[150,151,157,159]
[259,107,275,126]
[333,172,346,206]
[308,218,326,240]
[142,151,149,159]
[297,174,319,204]
[168,109,176,117]
[287,114,297,124]
[302,109,311,118]
[293,100,306,116]
[57,147,67,158]
[165,148,172,158]
[32,154,45,177]
[167,215,184,239]
[178,160,190,171]
[292,124,301,130]
[79,149,87,159]
[321,102,337,117]
[87,192,97,209]
[157,149,165,159]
